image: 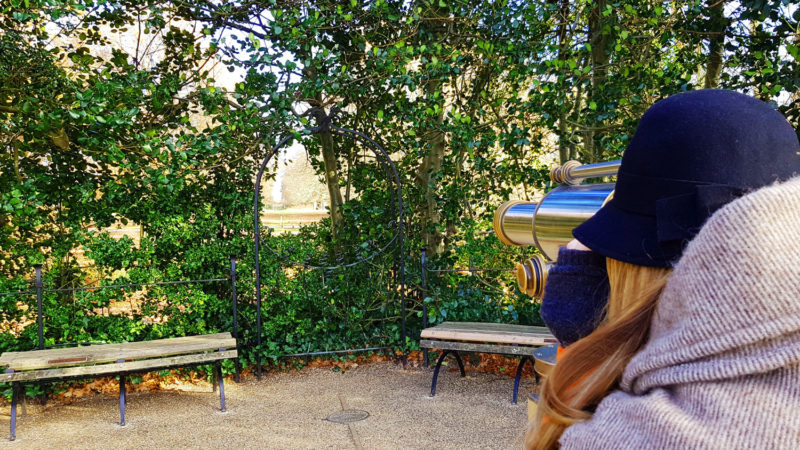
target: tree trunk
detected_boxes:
[319,128,345,241]
[570,79,584,161]
[586,0,612,162]
[416,80,447,255]
[416,6,448,255]
[556,0,574,164]
[302,59,345,240]
[704,0,727,89]
[444,65,493,246]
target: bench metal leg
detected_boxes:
[453,352,465,376]
[38,381,47,406]
[234,359,241,383]
[119,374,126,426]
[429,350,465,397]
[216,362,226,412]
[10,381,18,441]
[118,360,127,426]
[513,356,534,404]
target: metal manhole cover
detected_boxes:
[327,409,370,423]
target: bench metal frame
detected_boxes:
[0,260,242,440]
[3,349,232,440]
[418,251,556,404]
[420,338,539,404]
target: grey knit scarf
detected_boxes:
[559,177,800,449]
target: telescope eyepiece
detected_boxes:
[515,255,550,298]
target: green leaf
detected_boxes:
[787,44,799,61]
[248,32,260,49]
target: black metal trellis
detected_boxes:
[419,250,515,367]
[8,265,240,362]
[252,111,405,379]
[0,260,242,414]
[1,262,237,440]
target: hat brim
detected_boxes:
[572,199,680,268]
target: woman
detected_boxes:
[527,89,800,449]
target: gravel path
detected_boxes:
[0,361,538,449]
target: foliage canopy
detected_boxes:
[1,0,798,364]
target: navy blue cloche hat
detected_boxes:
[573,89,800,267]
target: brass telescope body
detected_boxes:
[494,160,620,297]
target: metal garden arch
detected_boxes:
[252,111,406,378]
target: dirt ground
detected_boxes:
[0,361,538,449]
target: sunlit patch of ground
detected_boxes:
[0,357,538,449]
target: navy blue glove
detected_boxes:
[539,247,610,347]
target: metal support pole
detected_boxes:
[118,360,126,426]
[255,254,263,382]
[230,256,240,383]
[399,224,406,367]
[216,359,227,412]
[7,369,16,441]
[421,249,429,368]
[10,383,17,441]
[254,194,263,382]
[34,265,48,406]
[34,265,43,350]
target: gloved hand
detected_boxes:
[539,244,610,347]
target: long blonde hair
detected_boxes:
[524,258,672,450]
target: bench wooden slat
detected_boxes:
[420,322,556,346]
[0,349,237,383]
[427,322,551,334]
[420,339,539,356]
[0,333,235,371]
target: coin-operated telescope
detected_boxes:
[493,160,620,297]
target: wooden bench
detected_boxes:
[420,322,557,403]
[0,332,237,441]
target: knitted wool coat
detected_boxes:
[559,177,800,449]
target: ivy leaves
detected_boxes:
[1,0,798,358]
